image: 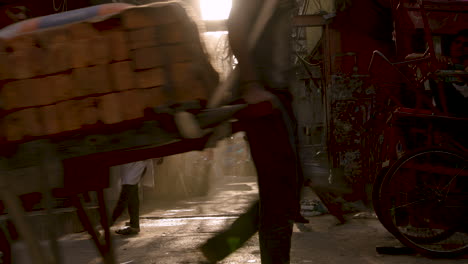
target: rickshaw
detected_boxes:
[367,0,468,258]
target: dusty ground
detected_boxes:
[12,176,468,264]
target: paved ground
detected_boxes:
[13,176,468,264]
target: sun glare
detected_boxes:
[200,0,232,20]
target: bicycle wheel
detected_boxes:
[377,148,468,258]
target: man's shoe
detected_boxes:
[115,226,140,235]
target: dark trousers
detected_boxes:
[202,106,298,264]
[111,184,140,229]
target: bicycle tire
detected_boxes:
[376,147,468,258]
[373,162,457,244]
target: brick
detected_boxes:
[71,36,111,67]
[39,105,61,135]
[104,30,129,61]
[110,61,135,91]
[127,27,158,50]
[1,81,22,110]
[0,51,9,80]
[98,93,122,124]
[141,87,167,108]
[8,50,35,79]
[5,34,35,51]
[90,35,111,65]
[165,44,193,63]
[4,108,42,141]
[80,97,99,126]
[72,65,111,97]
[44,43,71,74]
[23,108,43,137]
[158,22,190,44]
[88,65,111,94]
[121,3,185,29]
[135,68,165,88]
[72,68,91,97]
[70,39,89,68]
[29,46,47,76]
[67,22,99,39]
[49,74,75,101]
[131,47,164,70]
[32,77,54,106]
[118,90,145,120]
[56,100,81,131]
[69,36,110,67]
[170,62,209,102]
[3,111,23,141]
[1,79,37,109]
[35,27,69,45]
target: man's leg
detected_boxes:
[244,109,298,264]
[111,185,132,224]
[127,184,140,229]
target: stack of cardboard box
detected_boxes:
[0,1,219,142]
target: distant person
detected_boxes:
[111,160,148,235]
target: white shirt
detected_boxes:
[120,161,146,185]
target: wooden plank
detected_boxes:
[110,61,135,91]
[135,67,165,89]
[131,47,164,70]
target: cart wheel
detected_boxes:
[376,147,468,258]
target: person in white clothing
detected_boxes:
[111,161,147,235]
